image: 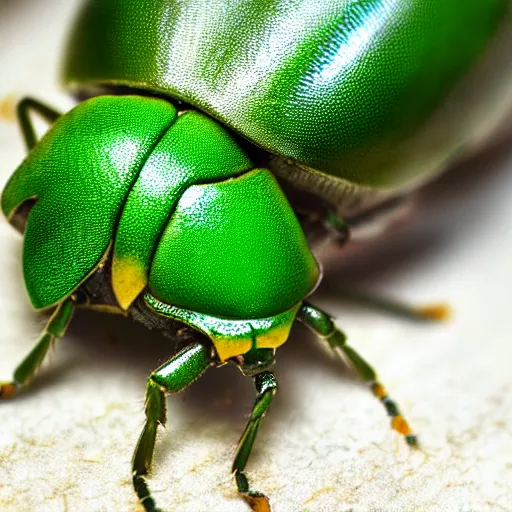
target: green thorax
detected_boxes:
[2,96,319,330]
[145,294,301,362]
[64,0,512,193]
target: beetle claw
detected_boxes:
[0,382,18,399]
[240,491,272,512]
[235,469,272,511]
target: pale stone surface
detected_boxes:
[1,2,512,511]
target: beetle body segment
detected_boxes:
[150,168,319,318]
[145,295,301,362]
[111,108,255,309]
[1,95,177,310]
[65,0,512,205]
[1,95,320,351]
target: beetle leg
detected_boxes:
[323,208,350,244]
[0,298,74,399]
[17,97,62,150]
[321,285,451,322]
[232,371,276,512]
[298,302,418,447]
[132,342,212,512]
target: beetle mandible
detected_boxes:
[2,1,512,511]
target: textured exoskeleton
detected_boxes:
[65,0,512,214]
[3,1,512,511]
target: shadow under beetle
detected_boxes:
[2,1,512,510]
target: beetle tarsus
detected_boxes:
[372,383,419,446]
[132,472,162,512]
[415,304,452,322]
[235,469,272,512]
[406,434,419,448]
[0,381,19,399]
[231,370,277,511]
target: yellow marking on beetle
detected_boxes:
[241,494,271,512]
[416,303,452,322]
[215,337,253,363]
[144,295,300,362]
[371,382,387,399]
[0,383,17,399]
[391,415,412,436]
[0,94,16,122]
[112,257,147,310]
[255,324,292,351]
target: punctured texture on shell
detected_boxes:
[149,169,320,318]
[1,95,177,310]
[112,110,254,309]
[2,95,320,319]
[64,0,512,189]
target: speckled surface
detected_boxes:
[1,2,512,511]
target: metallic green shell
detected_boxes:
[149,169,320,318]
[1,96,177,310]
[145,294,301,362]
[64,0,512,195]
[2,95,319,317]
[112,109,254,309]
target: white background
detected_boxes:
[0,1,511,511]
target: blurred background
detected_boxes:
[0,1,512,511]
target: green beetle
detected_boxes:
[2,1,512,511]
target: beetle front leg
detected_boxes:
[132,342,213,512]
[17,97,62,150]
[232,371,277,512]
[0,298,74,398]
[298,302,418,447]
